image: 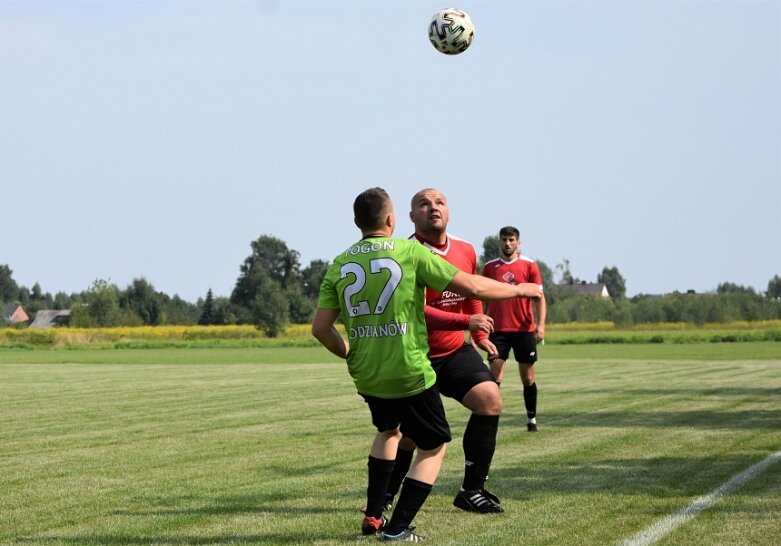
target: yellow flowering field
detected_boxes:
[0,321,778,349]
[0,324,325,349]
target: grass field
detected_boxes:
[1,344,780,545]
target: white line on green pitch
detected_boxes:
[618,450,781,546]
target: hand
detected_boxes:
[517,283,543,300]
[475,338,498,360]
[488,357,505,383]
[535,325,545,343]
[469,313,494,334]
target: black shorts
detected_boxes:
[489,331,538,364]
[430,344,496,402]
[361,385,451,451]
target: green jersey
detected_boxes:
[318,236,459,398]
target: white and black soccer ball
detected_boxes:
[428,8,475,55]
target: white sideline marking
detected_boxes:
[618,450,781,546]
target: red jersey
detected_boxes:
[482,254,542,332]
[410,233,487,359]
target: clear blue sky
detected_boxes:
[1,0,779,303]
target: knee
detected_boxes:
[485,390,503,414]
[520,365,535,386]
[465,383,503,415]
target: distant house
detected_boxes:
[559,281,611,299]
[30,309,71,328]
[2,303,30,325]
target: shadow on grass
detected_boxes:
[482,452,781,501]
[22,493,368,544]
[112,490,350,517]
[501,408,781,430]
[560,386,781,398]
[14,531,365,544]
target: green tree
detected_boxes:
[121,277,163,325]
[286,284,314,323]
[301,259,330,301]
[598,266,627,301]
[231,235,307,328]
[535,259,564,307]
[556,258,576,285]
[767,275,781,300]
[23,282,52,314]
[17,286,30,306]
[71,279,122,327]
[537,260,554,289]
[232,235,300,305]
[0,265,19,304]
[253,278,288,337]
[232,235,303,304]
[163,294,199,325]
[479,235,501,267]
[53,291,71,310]
[213,299,249,325]
[716,282,756,295]
[198,289,216,325]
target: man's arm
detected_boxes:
[424,305,471,331]
[447,271,543,302]
[311,307,349,359]
[534,292,547,342]
[424,303,494,334]
[463,296,490,342]
[479,265,490,314]
[531,263,546,342]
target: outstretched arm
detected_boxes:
[447,271,543,302]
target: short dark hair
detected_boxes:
[354,187,391,231]
[499,226,520,238]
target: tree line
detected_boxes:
[2,235,780,334]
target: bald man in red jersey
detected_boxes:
[383,188,506,514]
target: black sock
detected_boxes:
[524,382,537,420]
[366,456,395,518]
[386,477,432,535]
[386,446,414,497]
[462,414,499,491]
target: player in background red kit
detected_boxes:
[482,226,547,432]
[383,188,506,514]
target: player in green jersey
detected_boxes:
[312,187,542,542]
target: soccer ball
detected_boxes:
[428,8,475,55]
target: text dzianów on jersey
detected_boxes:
[349,321,408,340]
